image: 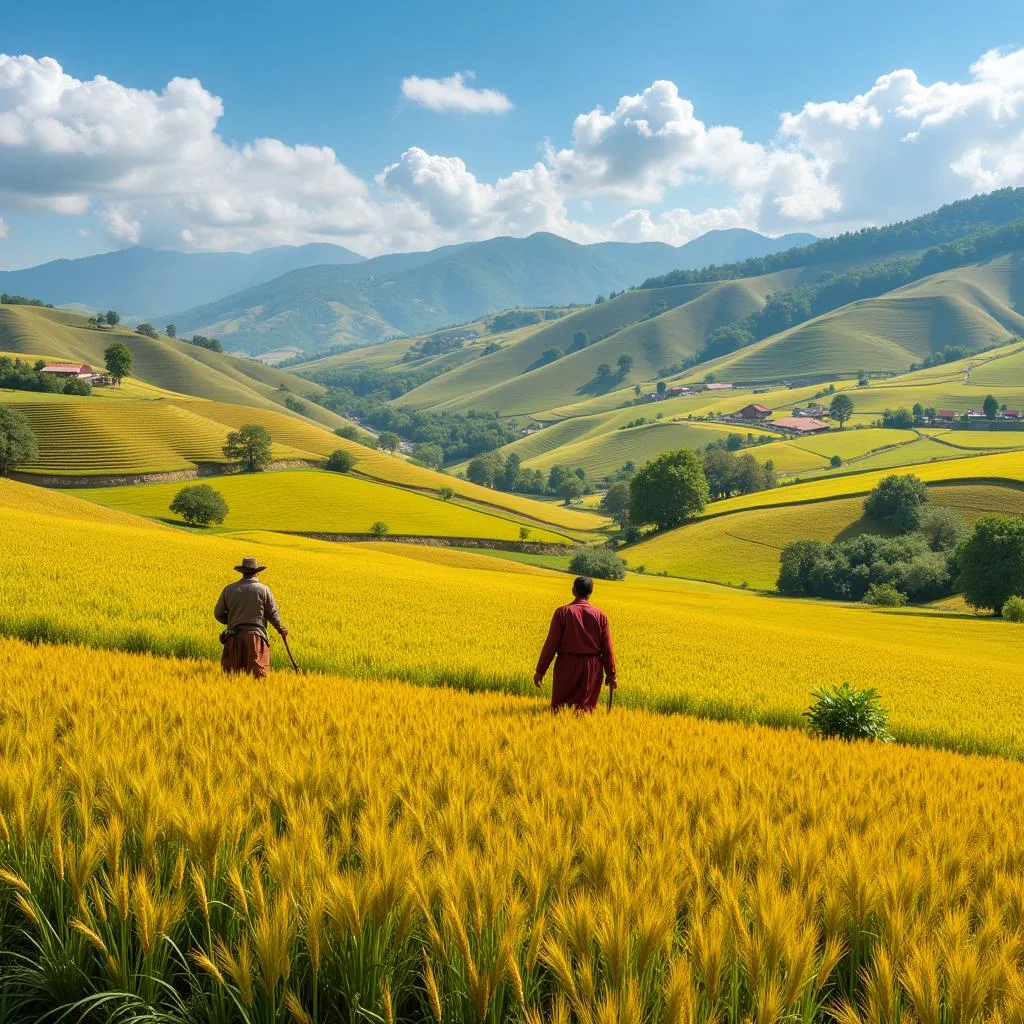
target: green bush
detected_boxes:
[370,521,390,538]
[1003,595,1024,622]
[863,583,908,607]
[169,484,228,527]
[569,547,627,581]
[325,449,356,473]
[804,683,891,742]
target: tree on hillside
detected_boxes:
[634,384,642,399]
[600,481,632,528]
[223,424,273,472]
[630,449,709,531]
[105,310,120,327]
[596,363,612,380]
[165,323,177,338]
[957,514,1024,614]
[413,443,444,469]
[912,402,924,424]
[438,486,454,502]
[656,380,667,395]
[569,547,626,581]
[325,449,356,473]
[377,431,400,452]
[829,393,854,428]
[0,406,38,476]
[617,354,634,377]
[467,452,502,487]
[540,347,563,366]
[136,323,158,339]
[863,474,929,533]
[103,342,133,385]
[169,484,228,527]
[571,330,590,352]
[984,394,999,419]
[559,475,585,505]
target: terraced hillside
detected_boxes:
[74,471,571,543]
[629,483,1024,589]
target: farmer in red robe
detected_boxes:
[534,576,617,711]
[214,557,288,678]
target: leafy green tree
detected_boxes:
[223,424,273,472]
[466,451,502,487]
[829,393,854,428]
[656,380,667,395]
[599,481,632,528]
[496,452,521,491]
[596,363,612,379]
[169,484,228,527]
[830,455,842,468]
[325,449,356,473]
[617,354,634,376]
[438,487,455,502]
[369,520,390,538]
[105,310,120,327]
[539,347,563,365]
[103,342,133,384]
[569,547,626,581]
[633,384,642,399]
[165,323,177,338]
[335,424,361,442]
[984,394,999,419]
[912,403,924,423]
[0,405,38,476]
[863,583,908,607]
[284,395,307,414]
[630,449,709,530]
[957,514,1024,614]
[863,474,929,533]
[377,431,400,452]
[777,539,826,595]
[518,526,531,541]
[1003,595,1024,622]
[918,506,966,551]
[135,322,158,339]
[559,475,585,505]
[571,330,589,351]
[413,443,444,469]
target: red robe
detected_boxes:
[535,598,617,711]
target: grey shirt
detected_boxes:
[214,577,285,640]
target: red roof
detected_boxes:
[770,416,830,432]
[740,403,772,414]
[937,410,956,417]
[1005,409,1020,417]
[41,363,93,374]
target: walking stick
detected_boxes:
[282,634,300,672]
[607,684,614,712]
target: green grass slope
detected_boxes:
[692,251,1024,384]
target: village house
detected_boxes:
[1004,409,1021,420]
[936,410,957,422]
[40,363,94,379]
[769,416,831,434]
[704,382,734,391]
[736,403,772,421]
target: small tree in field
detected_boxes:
[1002,596,1024,622]
[103,342,133,385]
[169,484,228,527]
[0,406,38,476]
[438,486,454,502]
[325,449,355,473]
[984,394,999,419]
[804,684,890,742]
[569,547,627,581]
[223,424,273,472]
[370,521,389,538]
[105,310,120,327]
[863,474,929,533]
[519,526,531,541]
[630,449,709,530]
[378,431,400,453]
[829,393,854,428]
[135,322,158,339]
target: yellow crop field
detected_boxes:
[790,427,915,460]
[932,429,1024,449]
[73,470,570,543]
[630,484,1024,590]
[6,477,1024,757]
[6,636,1024,1022]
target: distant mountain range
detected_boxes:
[0,243,365,320]
[166,229,816,354]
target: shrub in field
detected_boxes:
[569,547,627,580]
[168,484,228,527]
[0,406,38,476]
[830,455,842,468]
[804,682,891,741]
[863,582,908,607]
[370,520,390,537]
[863,474,929,532]
[1002,595,1024,622]
[325,449,356,473]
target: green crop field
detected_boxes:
[789,426,916,459]
[73,470,572,542]
[629,483,1024,588]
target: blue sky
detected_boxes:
[1,0,1022,267]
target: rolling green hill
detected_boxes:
[171,230,817,356]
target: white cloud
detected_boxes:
[401,71,512,114]
[0,216,8,239]
[0,50,1022,258]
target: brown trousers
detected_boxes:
[221,630,270,678]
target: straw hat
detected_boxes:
[234,556,267,574]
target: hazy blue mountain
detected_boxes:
[0,243,364,320]
[169,229,818,354]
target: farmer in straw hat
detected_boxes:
[214,557,288,678]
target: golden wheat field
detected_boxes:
[3,478,1024,757]
[4,637,1024,1023]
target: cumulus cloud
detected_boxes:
[0,216,8,239]
[0,50,1022,257]
[401,71,513,114]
